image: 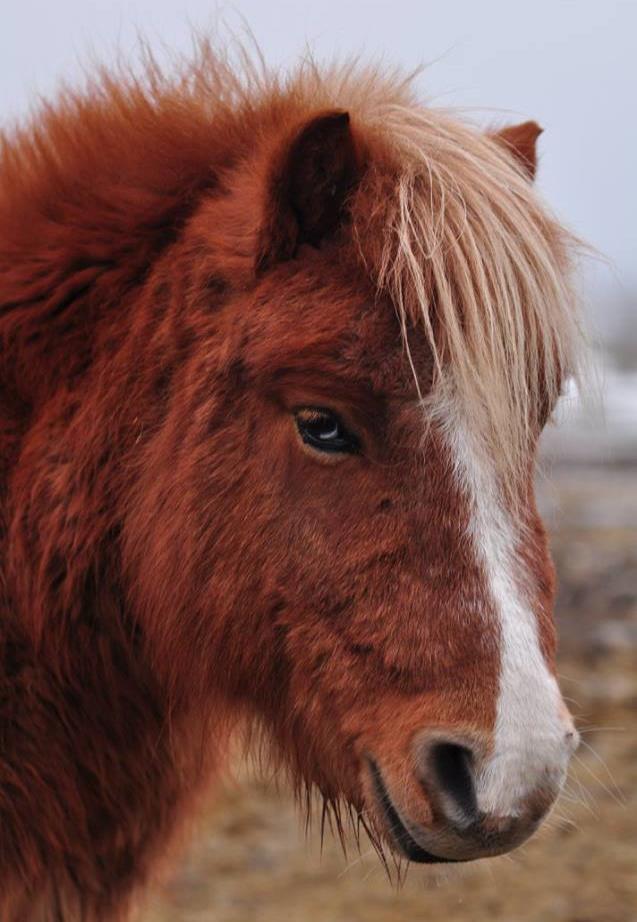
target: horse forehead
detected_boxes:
[246,283,441,403]
[246,282,415,389]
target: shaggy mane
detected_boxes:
[0,38,582,484]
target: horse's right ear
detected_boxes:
[257,110,360,270]
[491,120,543,180]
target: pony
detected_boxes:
[0,42,582,921]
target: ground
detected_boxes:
[142,465,637,922]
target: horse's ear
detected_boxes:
[257,110,360,270]
[491,120,543,180]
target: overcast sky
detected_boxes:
[2,1,635,304]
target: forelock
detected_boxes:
[336,80,583,490]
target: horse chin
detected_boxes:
[365,757,461,865]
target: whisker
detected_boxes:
[577,741,627,805]
[570,768,599,812]
[577,726,626,735]
[336,846,377,879]
[572,753,623,808]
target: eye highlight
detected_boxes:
[294,407,360,455]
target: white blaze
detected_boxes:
[442,400,572,817]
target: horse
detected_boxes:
[0,42,582,921]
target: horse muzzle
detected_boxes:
[365,724,579,863]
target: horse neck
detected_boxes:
[0,115,191,646]
[0,210,182,409]
[0,97,230,407]
[0,212,226,915]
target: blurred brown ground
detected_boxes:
[141,465,637,922]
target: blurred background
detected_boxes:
[2,3,635,920]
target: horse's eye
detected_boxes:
[294,407,360,455]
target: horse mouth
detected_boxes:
[366,757,462,865]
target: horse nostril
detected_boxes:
[427,741,478,826]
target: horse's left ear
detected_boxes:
[491,120,543,180]
[257,110,360,270]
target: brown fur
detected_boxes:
[0,43,578,920]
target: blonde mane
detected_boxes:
[354,97,583,486]
[309,65,583,486]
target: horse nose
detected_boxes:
[411,726,577,859]
[426,740,479,828]
[366,723,577,864]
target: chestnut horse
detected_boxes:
[0,46,581,920]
